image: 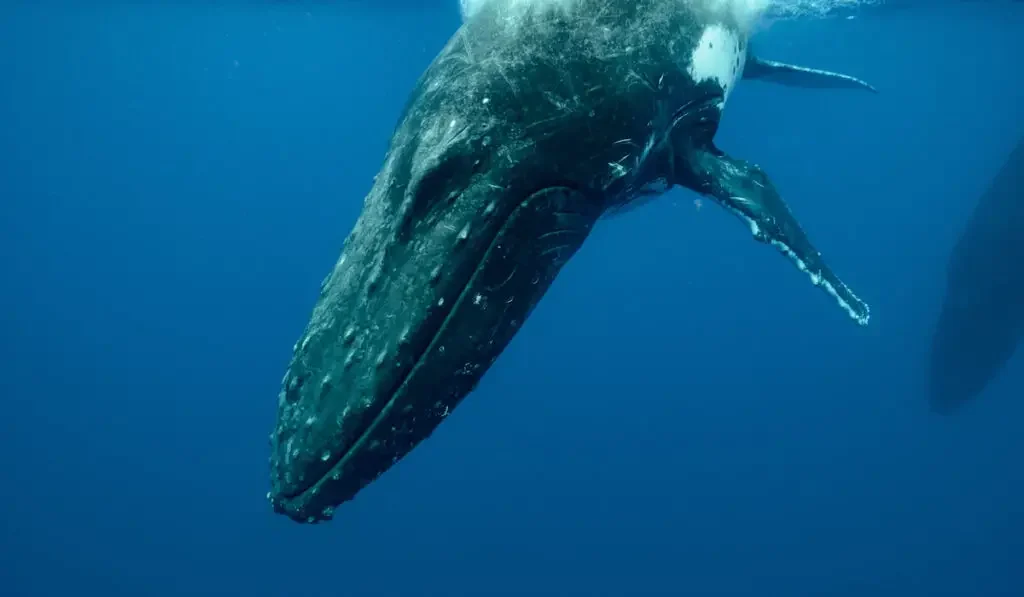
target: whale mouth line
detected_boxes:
[282,192,528,507]
[271,183,599,522]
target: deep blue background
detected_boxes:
[1,2,1022,595]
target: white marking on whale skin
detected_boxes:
[723,198,870,326]
[688,25,746,104]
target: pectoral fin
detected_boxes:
[686,147,870,326]
[744,55,878,93]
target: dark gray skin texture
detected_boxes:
[268,0,874,524]
[928,136,1024,414]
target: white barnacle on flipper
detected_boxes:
[688,24,746,105]
[723,197,869,326]
[767,236,870,326]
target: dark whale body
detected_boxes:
[268,0,876,523]
[928,136,1024,413]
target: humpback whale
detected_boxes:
[268,0,875,523]
[928,135,1024,414]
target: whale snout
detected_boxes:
[268,140,602,522]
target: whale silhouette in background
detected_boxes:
[928,135,1024,413]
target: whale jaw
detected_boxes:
[268,171,600,522]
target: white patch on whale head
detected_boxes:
[688,25,745,104]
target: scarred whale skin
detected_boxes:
[928,135,1024,414]
[267,0,875,523]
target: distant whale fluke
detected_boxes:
[928,135,1024,413]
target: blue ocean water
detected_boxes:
[1,2,1022,595]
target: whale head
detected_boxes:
[266,0,760,523]
[267,45,606,522]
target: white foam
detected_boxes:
[462,0,549,18]
[460,0,879,29]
